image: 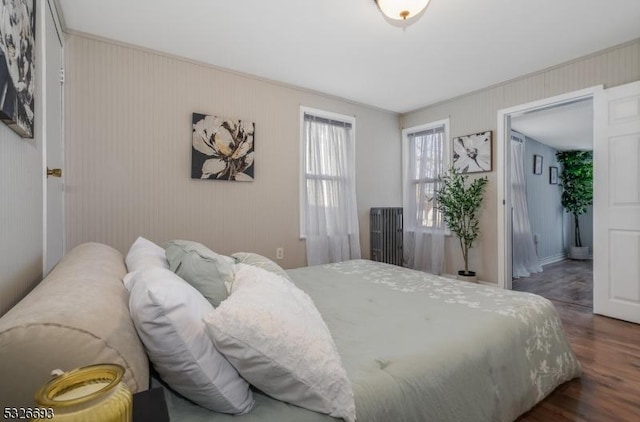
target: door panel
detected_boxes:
[594,80,640,323]
[609,135,639,205]
[609,231,640,302]
[44,1,63,275]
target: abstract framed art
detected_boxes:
[549,166,558,184]
[452,130,492,173]
[533,155,543,175]
[0,0,36,138]
[191,113,255,181]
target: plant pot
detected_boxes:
[569,246,590,260]
[457,270,478,283]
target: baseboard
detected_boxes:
[540,253,567,267]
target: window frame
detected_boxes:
[402,118,450,232]
[299,106,356,239]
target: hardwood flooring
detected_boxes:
[516,301,640,421]
[513,259,593,308]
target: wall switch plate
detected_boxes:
[276,248,284,260]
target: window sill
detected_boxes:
[405,228,452,237]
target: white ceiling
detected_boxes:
[511,99,593,151]
[56,0,640,113]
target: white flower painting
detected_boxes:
[452,131,492,173]
[191,113,255,181]
[0,0,36,138]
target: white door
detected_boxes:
[44,1,64,275]
[593,80,640,324]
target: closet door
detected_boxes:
[44,0,64,275]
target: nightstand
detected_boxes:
[132,387,170,422]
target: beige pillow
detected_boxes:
[231,252,291,280]
[0,243,149,407]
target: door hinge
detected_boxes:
[60,67,65,84]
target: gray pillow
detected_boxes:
[164,240,235,307]
[231,252,291,281]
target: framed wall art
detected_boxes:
[533,155,543,175]
[0,0,36,138]
[191,113,255,181]
[549,166,558,184]
[452,130,492,173]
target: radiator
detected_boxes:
[370,207,403,266]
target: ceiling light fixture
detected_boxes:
[375,0,431,21]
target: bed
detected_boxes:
[0,243,580,421]
[162,259,581,421]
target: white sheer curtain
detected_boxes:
[303,114,361,266]
[511,135,543,278]
[403,127,445,274]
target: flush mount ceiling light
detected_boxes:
[375,0,431,20]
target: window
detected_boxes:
[300,107,360,264]
[402,120,449,231]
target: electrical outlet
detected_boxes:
[276,247,284,260]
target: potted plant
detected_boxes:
[556,150,593,260]
[434,167,489,282]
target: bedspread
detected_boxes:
[288,260,581,422]
[162,259,580,421]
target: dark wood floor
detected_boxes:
[516,298,640,420]
[513,259,640,420]
[513,259,593,308]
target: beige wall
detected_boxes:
[0,126,43,316]
[64,34,402,268]
[0,2,45,316]
[3,30,637,316]
[401,39,640,283]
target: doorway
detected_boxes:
[497,81,640,324]
[496,86,601,291]
[509,99,594,308]
[497,82,640,324]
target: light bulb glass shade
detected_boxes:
[376,0,431,20]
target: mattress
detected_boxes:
[160,259,580,421]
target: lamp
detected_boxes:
[34,364,132,421]
[375,0,431,20]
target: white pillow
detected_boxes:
[128,267,254,414]
[125,236,168,273]
[203,264,355,422]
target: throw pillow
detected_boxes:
[231,252,291,280]
[203,264,355,422]
[128,267,254,414]
[125,236,168,273]
[164,240,235,307]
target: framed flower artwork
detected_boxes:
[452,131,492,173]
[191,113,255,181]
[0,0,36,138]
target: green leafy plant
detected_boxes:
[556,150,593,247]
[434,167,489,275]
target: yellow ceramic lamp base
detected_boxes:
[34,364,132,421]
